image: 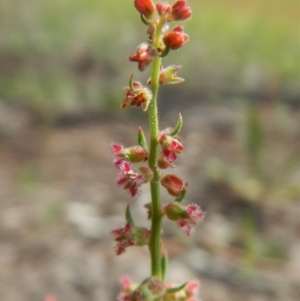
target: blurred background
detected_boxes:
[0,0,299,300]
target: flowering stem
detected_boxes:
[113,2,203,300]
[148,19,164,278]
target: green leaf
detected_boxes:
[170,113,183,136]
[161,252,168,281]
[166,282,187,294]
[125,205,135,226]
[129,73,134,91]
[138,126,148,151]
[160,44,170,58]
[175,186,187,203]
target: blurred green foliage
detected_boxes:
[0,0,299,118]
[207,103,300,204]
[206,102,300,265]
[17,161,37,196]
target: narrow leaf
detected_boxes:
[160,44,170,58]
[125,205,135,226]
[129,73,134,91]
[140,13,152,25]
[166,282,187,294]
[138,127,148,151]
[161,253,168,281]
[175,186,187,203]
[170,113,183,136]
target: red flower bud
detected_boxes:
[129,43,155,71]
[171,0,192,21]
[163,25,189,50]
[158,155,173,169]
[134,0,156,18]
[158,133,183,151]
[156,2,171,16]
[156,130,183,166]
[138,166,153,182]
[160,174,185,197]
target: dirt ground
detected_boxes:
[0,102,299,301]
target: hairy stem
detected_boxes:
[148,19,164,278]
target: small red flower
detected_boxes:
[117,276,136,301]
[111,142,149,163]
[113,158,152,197]
[163,25,189,50]
[120,276,134,291]
[170,0,192,21]
[111,222,134,255]
[158,130,183,165]
[176,203,205,236]
[121,76,153,111]
[185,280,200,301]
[158,154,173,169]
[111,142,124,156]
[163,150,177,164]
[118,290,142,301]
[134,0,156,18]
[111,223,151,255]
[113,158,142,197]
[163,202,204,236]
[156,2,171,16]
[114,158,132,173]
[129,43,155,71]
[160,174,185,197]
[116,168,144,197]
[161,136,183,154]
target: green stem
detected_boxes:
[148,20,164,278]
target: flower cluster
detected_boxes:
[163,202,205,236]
[118,276,200,301]
[121,74,153,111]
[111,222,151,255]
[111,139,153,197]
[129,43,155,72]
[111,1,204,300]
[158,126,183,168]
[135,0,192,22]
[113,160,153,198]
[128,0,191,75]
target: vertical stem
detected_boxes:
[148,20,164,278]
